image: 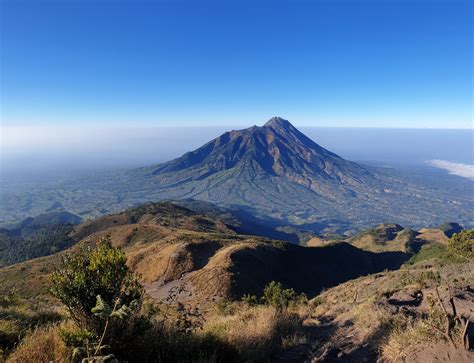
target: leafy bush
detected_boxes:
[50,236,143,330]
[261,281,307,310]
[216,299,237,315]
[242,294,259,306]
[241,282,307,310]
[448,229,473,259]
[50,236,144,361]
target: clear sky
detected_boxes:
[1,0,472,128]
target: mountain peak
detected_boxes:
[151,115,368,187]
[263,117,293,129]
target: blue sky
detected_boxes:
[1,0,472,128]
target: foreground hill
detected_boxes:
[0,202,472,362]
[293,258,474,362]
[0,202,408,306]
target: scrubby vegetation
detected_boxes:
[448,229,473,259]
[1,236,312,362]
[406,229,474,266]
[50,236,145,361]
[0,205,472,362]
[0,289,62,359]
[242,281,307,311]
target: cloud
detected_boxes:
[427,159,474,180]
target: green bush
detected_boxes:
[216,299,237,315]
[261,281,306,310]
[448,229,474,259]
[242,294,259,306]
[50,236,144,361]
[50,236,143,331]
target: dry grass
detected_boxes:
[381,314,465,362]
[204,304,305,361]
[3,302,308,362]
[351,298,384,334]
[417,228,449,244]
[6,324,70,363]
[307,260,474,361]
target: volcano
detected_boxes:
[151,117,373,190]
[131,117,397,229]
[2,117,472,233]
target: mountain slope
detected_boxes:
[150,117,372,190]
[0,202,409,306]
[127,117,472,231]
[0,212,82,266]
[1,118,472,232]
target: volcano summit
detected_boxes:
[128,117,471,231]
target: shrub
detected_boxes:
[0,290,19,309]
[216,299,237,315]
[261,281,306,310]
[448,229,474,259]
[50,236,144,361]
[242,294,259,306]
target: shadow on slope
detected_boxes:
[173,199,320,243]
[228,242,409,299]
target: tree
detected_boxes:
[50,236,143,360]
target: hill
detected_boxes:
[308,222,467,255]
[0,202,472,362]
[0,202,408,306]
[0,211,82,267]
[297,257,474,362]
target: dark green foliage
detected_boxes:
[448,229,473,259]
[0,289,19,309]
[262,281,299,310]
[242,294,259,306]
[50,236,144,360]
[0,223,75,267]
[50,236,143,329]
[243,281,308,311]
[216,299,237,315]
